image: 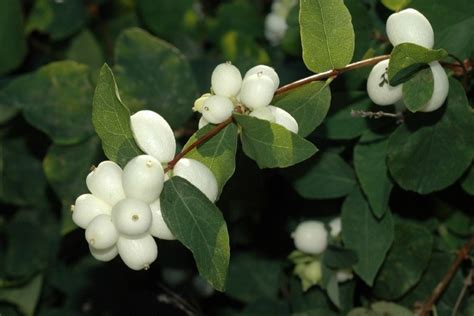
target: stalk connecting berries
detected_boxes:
[366,8,449,112]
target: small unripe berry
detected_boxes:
[302,261,322,284]
[239,73,276,110]
[112,198,152,236]
[122,155,164,203]
[211,62,242,97]
[419,62,449,112]
[149,199,175,240]
[72,194,111,229]
[201,95,234,124]
[367,59,403,106]
[130,110,176,163]
[386,8,434,48]
[85,214,119,250]
[86,161,125,206]
[329,217,341,238]
[336,269,354,283]
[89,245,118,262]
[268,106,299,134]
[171,158,218,202]
[292,220,328,255]
[244,65,280,91]
[249,106,276,122]
[193,93,212,112]
[117,234,158,271]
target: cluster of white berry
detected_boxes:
[264,0,298,45]
[72,110,218,270]
[193,62,299,134]
[291,218,353,290]
[367,8,449,112]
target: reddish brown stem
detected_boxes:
[275,55,390,95]
[416,237,474,316]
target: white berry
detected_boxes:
[211,62,242,97]
[72,194,111,229]
[419,62,449,112]
[336,269,354,283]
[89,245,118,262]
[201,95,234,124]
[268,106,299,134]
[244,65,280,91]
[130,110,176,163]
[198,116,209,129]
[85,214,119,250]
[111,198,152,236]
[86,161,125,206]
[329,217,341,238]
[249,106,276,122]
[171,158,218,202]
[386,8,434,49]
[265,13,288,46]
[239,73,276,110]
[117,234,158,271]
[367,59,403,106]
[122,155,164,203]
[292,220,328,255]
[150,199,175,240]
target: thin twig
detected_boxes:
[350,109,404,123]
[416,237,474,316]
[157,283,201,316]
[451,268,473,316]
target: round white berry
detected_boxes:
[419,62,449,112]
[239,73,276,110]
[211,62,242,97]
[244,65,280,91]
[89,245,118,262]
[193,93,212,113]
[149,199,175,240]
[117,234,158,271]
[265,13,288,46]
[292,220,328,255]
[329,217,341,238]
[336,269,354,283]
[386,8,434,49]
[85,214,119,250]
[249,106,276,122]
[171,158,218,202]
[268,105,299,134]
[367,59,403,106]
[198,116,209,129]
[72,194,111,229]
[130,110,176,163]
[122,155,164,203]
[201,95,234,124]
[111,198,152,237]
[86,161,125,206]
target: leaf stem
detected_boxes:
[165,54,391,171]
[416,236,474,316]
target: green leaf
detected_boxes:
[66,30,105,73]
[226,253,282,303]
[234,114,317,169]
[183,123,238,194]
[342,189,394,286]
[325,274,340,309]
[381,0,411,11]
[354,131,394,218]
[387,79,474,194]
[43,136,101,235]
[26,0,86,41]
[0,275,43,316]
[92,64,142,167]
[3,61,94,144]
[0,0,27,75]
[322,245,358,269]
[286,152,357,199]
[114,28,198,128]
[402,67,434,112]
[371,302,412,316]
[412,0,474,59]
[273,81,332,137]
[387,43,448,85]
[161,176,230,291]
[461,163,474,195]
[373,222,434,299]
[300,0,355,73]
